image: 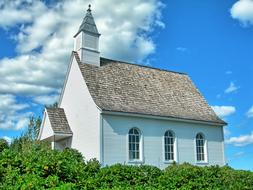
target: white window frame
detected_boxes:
[127,127,143,164]
[195,132,208,164]
[163,130,177,163]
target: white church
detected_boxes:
[38,5,226,168]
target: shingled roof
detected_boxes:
[73,52,226,125]
[74,5,100,37]
[46,108,72,134]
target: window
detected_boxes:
[196,133,205,162]
[128,128,141,160]
[164,130,175,161]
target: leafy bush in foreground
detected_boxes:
[0,140,253,189]
[0,138,9,153]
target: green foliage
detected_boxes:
[9,115,42,152]
[1,139,253,189]
[157,163,253,190]
[46,102,58,109]
[26,116,42,141]
[0,138,9,153]
[93,164,162,189]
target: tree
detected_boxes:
[9,116,42,151]
[26,116,42,141]
[0,139,9,152]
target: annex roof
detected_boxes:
[46,108,72,134]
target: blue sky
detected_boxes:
[0,0,252,170]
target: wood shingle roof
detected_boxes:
[46,108,72,134]
[74,52,226,125]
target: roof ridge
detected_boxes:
[100,57,187,75]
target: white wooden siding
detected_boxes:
[39,111,54,140]
[102,114,225,169]
[60,57,101,161]
[83,33,98,50]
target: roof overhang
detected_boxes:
[41,133,73,142]
[101,110,227,126]
[38,108,73,141]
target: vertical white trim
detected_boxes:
[221,126,226,165]
[99,113,104,165]
[175,136,178,163]
[205,138,209,163]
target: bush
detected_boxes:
[0,140,100,189]
[0,139,253,189]
[93,164,162,189]
[0,139,9,153]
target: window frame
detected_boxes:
[195,132,208,164]
[127,127,143,163]
[163,130,177,163]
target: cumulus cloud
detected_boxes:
[33,94,59,105]
[226,131,253,146]
[0,0,165,130]
[0,94,31,130]
[0,0,47,28]
[211,106,236,118]
[231,0,253,26]
[0,0,164,96]
[246,106,253,118]
[224,82,239,94]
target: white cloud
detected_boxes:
[33,94,59,105]
[231,0,253,26]
[0,94,31,130]
[2,136,12,144]
[246,106,253,118]
[16,118,30,130]
[226,131,253,146]
[211,106,236,118]
[224,82,239,94]
[0,0,47,28]
[0,0,164,97]
[0,0,165,130]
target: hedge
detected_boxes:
[0,141,252,189]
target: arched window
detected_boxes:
[129,128,141,160]
[196,133,205,162]
[164,130,175,161]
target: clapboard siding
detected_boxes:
[102,114,225,168]
[60,56,101,161]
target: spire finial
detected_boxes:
[87,4,91,12]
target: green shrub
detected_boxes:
[92,164,161,189]
[1,139,253,189]
[0,138,9,153]
[0,140,100,189]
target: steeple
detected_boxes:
[74,5,100,66]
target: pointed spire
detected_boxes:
[87,4,91,12]
[74,4,100,37]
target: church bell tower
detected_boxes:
[74,5,100,66]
